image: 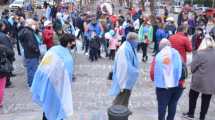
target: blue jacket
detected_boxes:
[156,28,167,42]
[88,22,102,38]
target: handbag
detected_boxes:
[108,71,113,80]
[0,51,12,76]
[180,62,188,80]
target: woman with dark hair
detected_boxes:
[31,34,76,120]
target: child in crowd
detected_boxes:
[89,32,100,62]
[108,30,119,60]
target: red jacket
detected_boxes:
[169,32,192,63]
[42,27,54,49]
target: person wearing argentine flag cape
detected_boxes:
[109,32,140,107]
[31,34,76,120]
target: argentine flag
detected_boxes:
[31,45,74,120]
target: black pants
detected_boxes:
[77,30,83,40]
[154,40,159,54]
[6,76,11,87]
[89,48,98,61]
[83,36,89,53]
[43,112,63,120]
[109,49,116,60]
[188,89,212,120]
[156,87,183,120]
[138,43,148,61]
[42,112,47,120]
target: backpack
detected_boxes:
[180,62,188,80]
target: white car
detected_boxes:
[9,0,25,11]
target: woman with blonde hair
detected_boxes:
[183,35,215,120]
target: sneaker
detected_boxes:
[182,113,194,120]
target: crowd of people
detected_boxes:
[0,1,215,120]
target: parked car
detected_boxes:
[9,0,25,11]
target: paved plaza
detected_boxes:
[0,2,215,120]
[0,49,214,120]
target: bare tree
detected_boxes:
[149,0,156,25]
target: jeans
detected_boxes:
[154,40,159,54]
[25,58,39,87]
[156,87,183,120]
[188,89,212,120]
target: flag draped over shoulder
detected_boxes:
[154,46,182,88]
[31,45,74,120]
[109,41,139,96]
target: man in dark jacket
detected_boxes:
[18,19,40,87]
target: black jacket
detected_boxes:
[18,27,40,59]
[90,36,101,49]
[0,32,13,49]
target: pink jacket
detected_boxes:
[109,37,119,50]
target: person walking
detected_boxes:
[31,34,76,120]
[169,25,192,63]
[169,25,192,88]
[150,38,183,120]
[109,32,139,107]
[183,35,215,120]
[18,19,40,87]
[138,19,152,62]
